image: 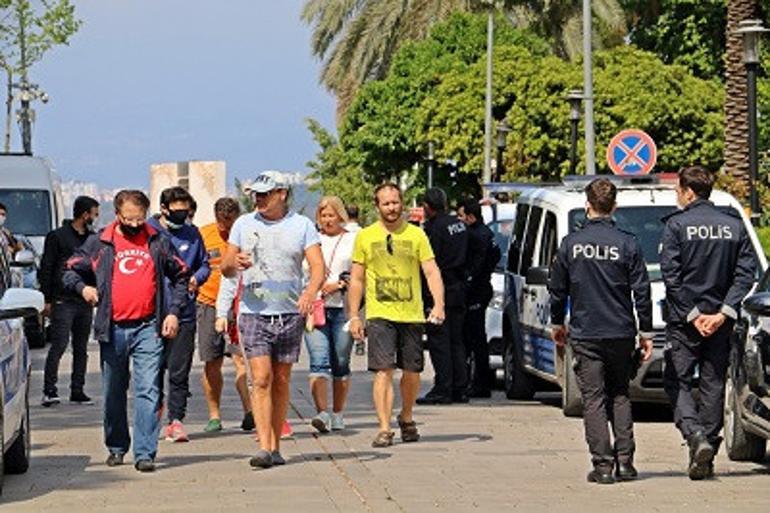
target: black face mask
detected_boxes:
[121,223,143,236]
[165,209,189,228]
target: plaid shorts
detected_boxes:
[238,313,304,363]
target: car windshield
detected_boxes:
[569,207,677,280]
[0,189,52,236]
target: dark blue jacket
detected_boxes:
[62,222,190,342]
[660,199,756,323]
[549,217,653,340]
[147,216,210,324]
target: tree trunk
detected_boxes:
[724,0,759,198]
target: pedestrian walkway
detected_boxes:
[2,343,769,512]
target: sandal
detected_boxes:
[371,430,395,448]
[397,415,420,443]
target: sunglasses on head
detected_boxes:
[386,234,393,255]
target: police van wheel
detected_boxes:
[724,371,766,462]
[503,331,534,400]
[561,344,583,417]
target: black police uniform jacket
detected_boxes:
[660,198,756,324]
[465,220,501,307]
[548,217,653,340]
[423,212,468,308]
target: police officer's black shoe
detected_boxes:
[615,461,638,481]
[468,387,492,399]
[587,466,615,485]
[452,391,470,403]
[687,432,714,480]
[416,393,452,405]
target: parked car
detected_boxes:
[723,280,770,462]
[0,155,64,349]
[0,235,44,493]
[501,175,767,416]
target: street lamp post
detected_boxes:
[482,1,495,186]
[583,0,595,175]
[427,141,435,188]
[495,120,511,182]
[566,90,583,175]
[737,19,769,224]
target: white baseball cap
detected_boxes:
[245,171,291,194]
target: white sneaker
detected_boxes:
[311,411,331,433]
[331,413,345,431]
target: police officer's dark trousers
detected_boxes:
[572,338,636,467]
[464,301,491,391]
[664,321,732,448]
[427,305,467,397]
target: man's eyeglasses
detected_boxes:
[386,234,393,255]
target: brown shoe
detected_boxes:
[371,431,395,448]
[397,415,420,443]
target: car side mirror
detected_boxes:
[743,292,770,318]
[525,266,550,286]
[0,288,44,320]
[10,249,35,268]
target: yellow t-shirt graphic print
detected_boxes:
[352,222,435,323]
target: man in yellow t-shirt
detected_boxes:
[348,183,445,448]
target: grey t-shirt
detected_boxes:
[228,211,320,315]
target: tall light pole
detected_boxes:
[583,0,595,175]
[482,1,495,185]
[737,19,769,224]
[427,141,435,188]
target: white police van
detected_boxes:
[0,235,44,493]
[501,175,767,416]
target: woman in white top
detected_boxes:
[305,196,356,433]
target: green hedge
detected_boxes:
[757,227,770,258]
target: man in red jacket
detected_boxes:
[64,190,189,473]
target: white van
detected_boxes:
[501,175,767,415]
[0,155,64,256]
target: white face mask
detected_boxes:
[0,214,6,227]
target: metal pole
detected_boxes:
[748,61,760,223]
[482,6,494,185]
[427,141,435,189]
[18,10,31,155]
[583,0,595,175]
[570,118,579,175]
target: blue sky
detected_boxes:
[31,0,335,188]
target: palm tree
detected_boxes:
[302,0,626,118]
[724,0,760,197]
[506,0,626,61]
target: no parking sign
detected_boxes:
[606,129,657,175]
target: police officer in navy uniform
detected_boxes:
[549,178,653,485]
[661,166,756,480]
[417,188,470,404]
[458,198,501,397]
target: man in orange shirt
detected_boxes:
[197,198,253,432]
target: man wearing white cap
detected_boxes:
[222,171,325,469]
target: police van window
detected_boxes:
[538,211,558,267]
[487,220,513,272]
[507,203,530,274]
[520,206,543,276]
[569,206,676,266]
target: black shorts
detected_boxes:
[366,319,424,372]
